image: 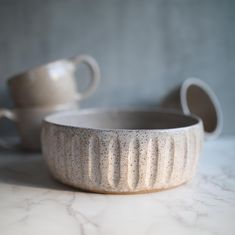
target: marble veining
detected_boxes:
[0,137,235,235]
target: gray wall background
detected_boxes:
[0,0,234,136]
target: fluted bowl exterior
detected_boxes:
[41,112,203,194]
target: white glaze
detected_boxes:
[41,109,203,193]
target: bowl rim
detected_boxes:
[43,107,203,133]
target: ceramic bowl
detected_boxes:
[41,108,203,194]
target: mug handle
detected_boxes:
[70,54,100,100]
[0,108,18,149]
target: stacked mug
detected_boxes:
[0,55,100,151]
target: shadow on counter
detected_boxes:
[0,149,80,192]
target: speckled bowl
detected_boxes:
[41,108,203,194]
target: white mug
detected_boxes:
[0,103,79,151]
[8,54,100,108]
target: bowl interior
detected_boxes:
[45,109,199,130]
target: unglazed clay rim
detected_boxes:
[43,107,202,132]
[180,78,223,139]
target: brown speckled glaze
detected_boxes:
[42,109,203,194]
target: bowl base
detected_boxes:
[55,177,188,195]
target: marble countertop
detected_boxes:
[0,137,235,235]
